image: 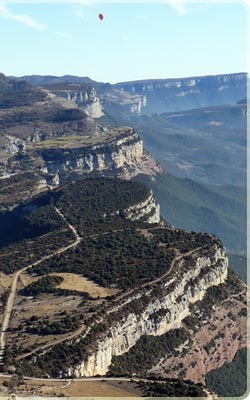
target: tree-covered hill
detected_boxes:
[0,177,153,274]
[0,74,46,108]
[127,102,246,187]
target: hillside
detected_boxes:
[205,347,247,396]
[0,73,47,109]
[11,74,99,86]
[0,72,247,397]
[0,176,245,393]
[111,73,248,115]
[0,73,161,182]
[127,102,247,187]
[134,173,246,255]
[108,270,246,390]
[17,74,247,253]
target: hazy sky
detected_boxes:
[0,2,247,83]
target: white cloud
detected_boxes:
[167,0,187,15]
[72,0,98,23]
[73,0,96,9]
[73,7,85,19]
[0,2,46,30]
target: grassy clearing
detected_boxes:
[137,228,154,239]
[61,380,139,397]
[0,272,13,291]
[18,273,39,289]
[26,130,123,149]
[52,272,119,298]
[0,377,139,397]
[19,272,119,298]
[8,294,85,353]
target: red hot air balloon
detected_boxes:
[98,13,104,21]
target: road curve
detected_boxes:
[0,207,82,362]
[15,246,203,362]
[0,215,218,382]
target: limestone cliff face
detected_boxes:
[107,189,160,224]
[149,276,247,384]
[130,95,147,114]
[66,87,104,118]
[67,245,228,377]
[43,130,142,173]
[105,72,248,115]
[114,73,247,94]
[41,129,162,182]
[123,190,160,223]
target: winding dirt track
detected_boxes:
[0,208,125,362]
[0,210,208,367]
[0,208,82,361]
[16,245,202,362]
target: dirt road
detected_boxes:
[16,246,203,361]
[0,208,82,362]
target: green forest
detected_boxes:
[108,329,189,376]
[205,348,247,396]
[30,228,175,289]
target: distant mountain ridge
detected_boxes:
[9,74,99,86]
[12,71,247,88]
[12,72,248,116]
[114,72,247,90]
[109,72,248,115]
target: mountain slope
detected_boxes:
[134,173,246,255]
[126,101,247,187]
[0,73,247,396]
[205,348,247,397]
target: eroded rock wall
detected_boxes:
[42,130,162,181]
[67,246,228,377]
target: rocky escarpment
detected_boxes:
[66,244,228,377]
[100,91,147,116]
[114,73,247,93]
[60,87,104,118]
[39,128,163,182]
[107,189,160,224]
[37,83,103,119]
[17,72,248,116]
[130,95,147,114]
[148,273,247,384]
[123,190,160,223]
[102,72,248,115]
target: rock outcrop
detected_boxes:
[114,73,247,93]
[107,189,160,224]
[67,245,228,377]
[66,87,104,118]
[148,276,247,384]
[40,128,162,182]
[130,95,147,114]
[102,72,248,115]
[123,190,160,223]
